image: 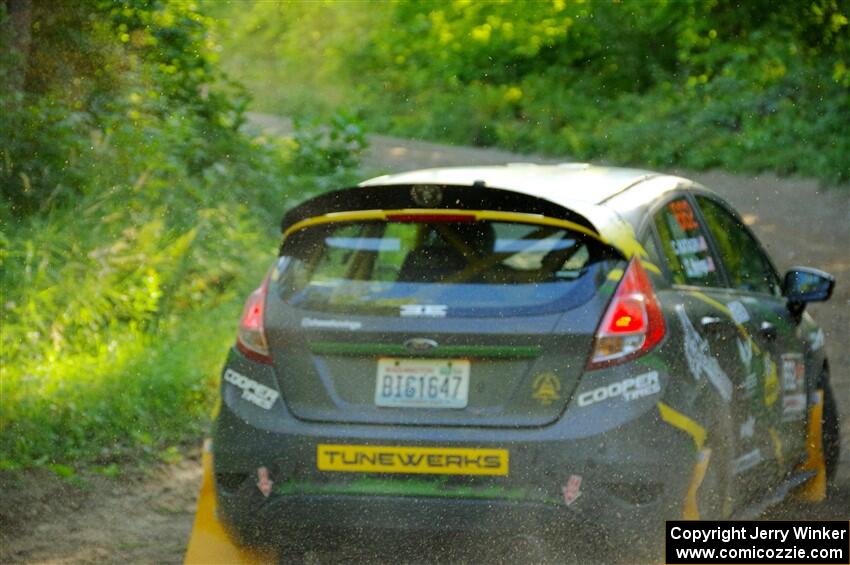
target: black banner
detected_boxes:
[666,521,849,564]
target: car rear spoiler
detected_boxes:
[280,184,600,236]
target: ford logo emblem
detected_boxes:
[404,338,439,352]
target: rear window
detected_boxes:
[275,219,618,317]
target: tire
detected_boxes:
[822,379,841,485]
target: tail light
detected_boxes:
[236,276,272,364]
[587,258,665,370]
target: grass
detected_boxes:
[0,120,366,473]
[2,285,244,471]
[0,0,369,475]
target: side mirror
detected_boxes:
[783,267,834,305]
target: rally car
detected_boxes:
[210,164,839,558]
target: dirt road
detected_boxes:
[2,114,847,563]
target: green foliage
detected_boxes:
[291,112,368,175]
[0,1,365,468]
[217,0,850,184]
[0,0,257,216]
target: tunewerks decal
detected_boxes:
[316,444,509,476]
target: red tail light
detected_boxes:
[587,258,665,370]
[236,276,272,364]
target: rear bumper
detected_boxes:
[217,491,611,552]
[212,349,696,548]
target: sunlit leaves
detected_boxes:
[216,0,849,184]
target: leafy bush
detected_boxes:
[217,0,850,184]
[0,1,365,470]
[291,112,368,175]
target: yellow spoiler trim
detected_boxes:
[283,209,604,242]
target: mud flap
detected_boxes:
[794,389,827,503]
[184,440,275,564]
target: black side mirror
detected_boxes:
[783,267,834,305]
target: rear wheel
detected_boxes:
[629,409,734,563]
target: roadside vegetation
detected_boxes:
[216,0,850,184]
[0,1,365,472]
[2,0,847,476]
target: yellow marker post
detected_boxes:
[184,441,274,565]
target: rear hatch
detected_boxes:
[265,208,622,427]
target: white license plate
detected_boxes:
[375,358,470,409]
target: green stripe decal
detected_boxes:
[308,342,542,359]
[273,478,560,504]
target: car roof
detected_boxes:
[359,163,663,207]
[356,163,704,259]
[284,164,713,259]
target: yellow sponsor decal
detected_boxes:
[657,402,706,451]
[531,371,561,405]
[763,354,779,406]
[317,444,509,476]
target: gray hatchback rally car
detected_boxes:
[212,164,839,554]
